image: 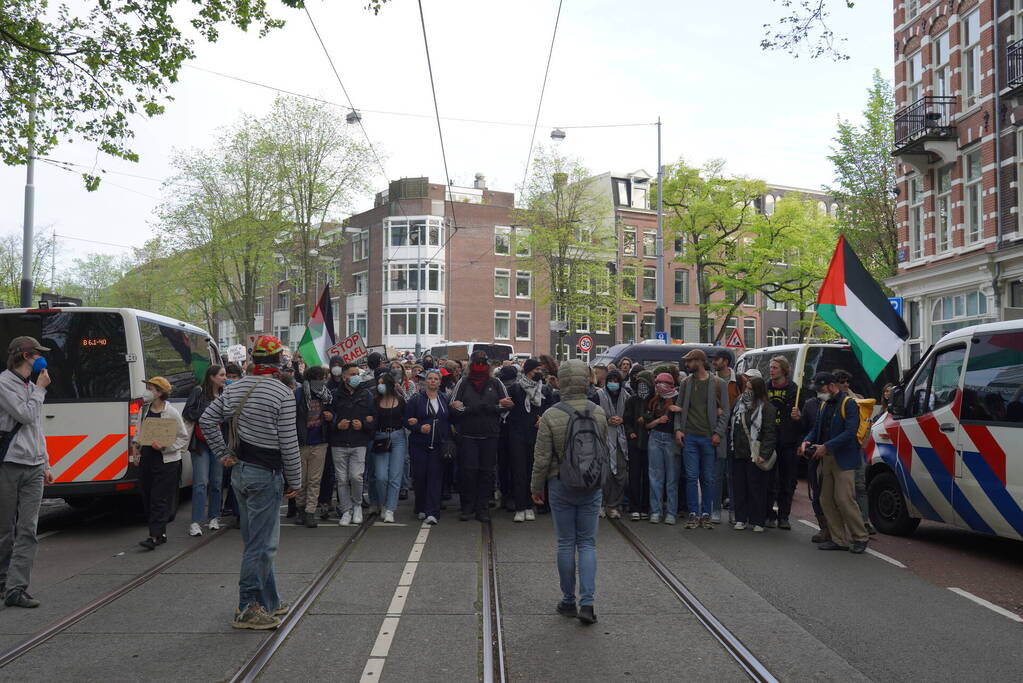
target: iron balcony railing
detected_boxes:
[894,96,957,150]
[1008,38,1023,92]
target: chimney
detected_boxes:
[474,173,486,190]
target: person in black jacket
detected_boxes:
[794,394,826,542]
[328,363,375,526]
[765,355,802,529]
[496,365,519,512]
[404,369,450,525]
[730,371,777,532]
[182,365,226,536]
[505,359,554,522]
[294,366,332,528]
[450,350,512,522]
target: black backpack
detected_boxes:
[554,402,608,493]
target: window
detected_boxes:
[763,194,775,216]
[765,296,787,311]
[274,326,289,345]
[494,269,510,297]
[931,291,989,339]
[623,227,637,256]
[743,318,757,348]
[494,311,510,339]
[514,228,531,257]
[962,10,981,109]
[909,175,924,260]
[642,267,656,301]
[906,0,919,20]
[139,318,211,398]
[277,291,289,311]
[724,316,738,341]
[670,316,685,340]
[386,263,444,292]
[964,149,982,244]
[935,165,953,253]
[515,312,532,340]
[614,178,630,207]
[1012,281,1023,308]
[674,269,689,304]
[495,226,511,255]
[767,327,786,345]
[347,312,368,338]
[909,300,920,338]
[961,333,1023,424]
[255,299,264,317]
[905,345,965,417]
[293,304,305,325]
[385,306,444,337]
[933,31,950,97]
[674,234,685,256]
[516,271,532,298]
[352,230,369,261]
[575,311,590,333]
[622,313,637,343]
[641,314,655,340]
[595,308,610,334]
[906,50,923,104]
[622,267,637,299]
[353,272,368,296]
[632,179,648,209]
[642,231,655,258]
[386,218,442,248]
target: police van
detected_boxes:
[868,320,1023,540]
[0,306,218,507]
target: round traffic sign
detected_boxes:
[577,335,594,352]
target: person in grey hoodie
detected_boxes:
[0,336,53,608]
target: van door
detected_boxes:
[955,331,1023,539]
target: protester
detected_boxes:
[531,359,607,625]
[134,377,189,551]
[644,372,682,524]
[0,336,53,608]
[674,349,729,530]
[405,369,450,525]
[220,363,243,521]
[200,334,301,630]
[360,352,385,391]
[390,360,416,400]
[729,370,777,532]
[623,370,653,520]
[794,393,826,542]
[496,365,519,512]
[833,368,874,534]
[765,356,801,530]
[594,369,630,519]
[711,350,739,524]
[800,372,869,554]
[450,350,513,522]
[505,359,552,522]
[328,363,374,526]
[183,365,227,536]
[294,366,332,528]
[592,364,608,389]
[371,373,407,523]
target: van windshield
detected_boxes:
[0,311,130,402]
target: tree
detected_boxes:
[762,0,856,61]
[0,231,55,306]
[515,148,619,360]
[826,70,898,281]
[60,253,126,305]
[0,0,389,183]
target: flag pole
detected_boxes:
[793,308,819,407]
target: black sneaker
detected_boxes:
[399,488,409,501]
[475,512,491,523]
[778,518,792,530]
[459,511,471,522]
[578,605,597,625]
[817,541,850,551]
[4,589,39,608]
[850,541,868,554]
[556,601,578,617]
[304,514,318,529]
[865,522,877,535]
[139,537,157,551]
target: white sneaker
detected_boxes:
[383,510,395,523]
[188,522,203,537]
[425,516,438,525]
[599,507,607,518]
[339,511,353,527]
[752,525,765,533]
[513,511,526,523]
[609,508,621,520]
[733,522,747,531]
[664,514,677,526]
[649,513,661,524]
[630,512,641,521]
[524,509,536,521]
[418,512,426,520]
[352,507,363,525]
[208,517,221,530]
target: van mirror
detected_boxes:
[888,386,905,418]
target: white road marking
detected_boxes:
[799,519,820,530]
[37,530,60,540]
[800,519,906,568]
[359,657,385,682]
[948,587,1023,623]
[373,522,409,527]
[369,616,401,657]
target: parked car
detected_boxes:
[591,341,726,371]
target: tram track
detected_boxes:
[481,521,507,683]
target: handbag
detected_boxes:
[227,380,262,457]
[371,433,392,453]
[0,423,23,461]
[739,406,777,472]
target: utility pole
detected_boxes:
[415,226,422,357]
[20,92,37,308]
[654,116,665,337]
[51,228,56,292]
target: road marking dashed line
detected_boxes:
[799,519,906,568]
[948,587,1023,623]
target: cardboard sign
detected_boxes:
[137,417,179,447]
[328,332,369,365]
[227,344,247,363]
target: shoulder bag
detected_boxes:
[739,406,777,472]
[227,380,262,458]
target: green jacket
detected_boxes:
[531,359,608,495]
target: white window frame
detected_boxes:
[909,175,924,259]
[674,269,689,304]
[622,226,637,256]
[962,10,981,109]
[642,231,656,258]
[277,291,289,311]
[641,313,655,340]
[642,267,656,302]
[906,0,919,21]
[514,227,531,257]
[936,165,953,253]
[743,318,757,348]
[595,308,610,334]
[494,268,511,298]
[254,298,264,317]
[964,149,982,244]
[515,311,532,340]
[495,226,512,255]
[347,311,368,338]
[494,310,511,340]
[353,271,368,296]
[575,312,590,334]
[906,50,923,103]
[515,271,532,299]
[621,313,637,342]
[352,230,369,261]
[933,31,950,98]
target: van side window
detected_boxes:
[962,333,1023,425]
[139,320,212,398]
[905,346,965,417]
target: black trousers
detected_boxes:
[497,424,513,504]
[140,454,180,538]
[627,441,650,514]
[318,448,337,506]
[509,434,536,512]
[807,455,824,518]
[767,442,798,521]
[458,436,496,515]
[411,443,444,519]
[732,458,770,527]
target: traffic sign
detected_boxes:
[654,331,668,342]
[888,297,904,317]
[577,335,594,353]
[725,329,745,349]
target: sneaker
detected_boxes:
[778,518,792,530]
[711,511,721,524]
[425,516,438,525]
[818,541,850,551]
[513,511,526,523]
[639,512,649,520]
[294,512,306,526]
[599,507,606,519]
[418,512,426,520]
[664,514,676,526]
[304,514,318,529]
[811,530,829,543]
[4,589,39,608]
[188,523,203,537]
[318,504,330,521]
[233,604,280,630]
[383,510,395,524]
[765,518,778,529]
[850,541,868,554]
[399,488,409,501]
[701,514,714,530]
[578,605,597,625]
[273,602,290,616]
[475,512,491,523]
[524,509,536,521]
[208,517,221,531]
[139,537,158,550]
[752,525,765,533]
[556,601,578,617]
[733,522,747,531]
[684,514,698,529]
[608,508,621,520]
[352,507,363,525]
[865,522,877,536]
[649,513,661,524]
[630,512,641,521]
[339,511,353,527]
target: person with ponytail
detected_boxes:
[643,372,683,524]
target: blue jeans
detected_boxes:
[373,431,408,512]
[191,443,223,523]
[548,477,601,607]
[647,430,680,517]
[232,461,282,614]
[683,434,717,516]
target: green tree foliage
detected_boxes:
[826,70,897,281]
[762,0,856,60]
[0,232,55,306]
[59,253,126,305]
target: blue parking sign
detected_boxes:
[888,297,903,317]
[655,331,668,342]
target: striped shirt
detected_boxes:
[199,375,301,490]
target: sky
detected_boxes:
[0,0,893,271]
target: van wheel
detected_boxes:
[868,471,920,536]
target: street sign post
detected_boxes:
[888,297,904,318]
[550,321,568,332]
[654,331,668,342]
[327,332,369,365]
[577,335,594,353]
[725,329,745,349]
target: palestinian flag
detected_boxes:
[817,236,908,380]
[297,285,337,367]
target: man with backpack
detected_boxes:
[531,359,608,626]
[832,369,876,535]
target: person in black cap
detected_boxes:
[496,364,519,510]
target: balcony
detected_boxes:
[893,96,957,174]
[1006,38,1023,96]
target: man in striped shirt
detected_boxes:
[200,335,301,630]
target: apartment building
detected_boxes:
[890,0,1023,366]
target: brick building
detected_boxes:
[890,0,1023,366]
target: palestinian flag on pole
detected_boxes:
[297,285,337,367]
[817,235,909,380]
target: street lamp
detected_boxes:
[346,110,362,125]
[550,128,566,142]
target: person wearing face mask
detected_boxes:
[327,363,375,526]
[764,356,802,530]
[623,370,653,521]
[729,370,776,532]
[643,372,683,524]
[390,361,416,400]
[133,377,190,551]
[218,363,244,522]
[371,373,407,523]
[0,337,54,608]
[505,359,554,522]
[183,365,228,536]
[496,365,519,513]
[593,370,630,519]
[293,366,333,528]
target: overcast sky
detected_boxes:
[0,0,892,270]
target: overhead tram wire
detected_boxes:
[519,0,564,199]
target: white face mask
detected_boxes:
[142,389,156,404]
[817,391,831,402]
[331,366,343,378]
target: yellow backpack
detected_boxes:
[841,397,876,449]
